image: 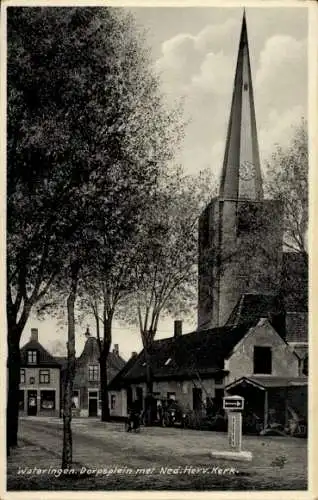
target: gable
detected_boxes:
[20,340,61,367]
[226,318,300,381]
[227,318,295,359]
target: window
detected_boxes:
[20,369,25,384]
[303,356,308,376]
[110,394,116,410]
[27,350,37,364]
[39,369,50,384]
[72,390,79,409]
[19,390,24,410]
[167,392,176,401]
[88,365,99,381]
[40,390,55,410]
[253,346,272,374]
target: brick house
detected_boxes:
[59,330,126,417]
[19,328,61,417]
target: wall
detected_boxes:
[109,378,225,418]
[19,367,60,417]
[108,389,127,418]
[198,198,283,329]
[226,319,299,386]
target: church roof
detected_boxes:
[219,11,263,201]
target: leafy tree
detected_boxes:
[79,243,144,422]
[264,119,308,318]
[264,119,308,258]
[7,6,182,456]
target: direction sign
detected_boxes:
[223,396,244,410]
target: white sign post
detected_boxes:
[210,395,252,462]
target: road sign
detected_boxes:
[223,396,244,410]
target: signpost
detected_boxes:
[210,394,252,462]
[223,395,244,453]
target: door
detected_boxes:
[27,390,37,416]
[192,388,202,412]
[88,391,98,417]
[126,387,133,413]
[136,387,143,411]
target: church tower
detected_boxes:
[198,12,283,330]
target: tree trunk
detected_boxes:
[100,355,110,421]
[100,317,111,422]
[7,326,21,453]
[144,344,154,426]
[62,262,79,469]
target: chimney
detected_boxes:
[174,320,182,338]
[113,344,119,356]
[30,328,38,342]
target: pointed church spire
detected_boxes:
[219,11,263,200]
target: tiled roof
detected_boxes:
[226,376,307,391]
[108,354,139,390]
[285,313,308,343]
[56,337,126,384]
[77,337,126,371]
[20,340,61,367]
[120,321,258,383]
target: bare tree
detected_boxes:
[119,167,215,423]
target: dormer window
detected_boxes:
[88,365,99,381]
[164,358,172,366]
[27,350,37,365]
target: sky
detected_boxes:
[20,5,308,360]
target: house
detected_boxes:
[59,328,126,417]
[19,328,61,417]
[109,316,306,427]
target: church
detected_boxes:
[107,12,308,429]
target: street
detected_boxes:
[7,417,308,490]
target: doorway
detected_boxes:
[126,387,133,413]
[136,386,143,411]
[27,390,37,416]
[192,387,203,412]
[88,391,98,417]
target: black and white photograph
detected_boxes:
[3,0,314,494]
